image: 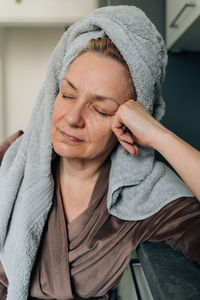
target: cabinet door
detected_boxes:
[166,0,200,50]
[0,0,98,26]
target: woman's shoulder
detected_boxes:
[0,130,24,165]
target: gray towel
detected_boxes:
[0,5,193,300]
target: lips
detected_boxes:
[60,130,83,142]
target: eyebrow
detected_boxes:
[62,77,78,91]
[61,77,119,104]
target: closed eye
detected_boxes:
[62,95,74,99]
[94,108,109,117]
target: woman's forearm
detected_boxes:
[152,128,200,201]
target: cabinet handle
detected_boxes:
[170,1,196,28]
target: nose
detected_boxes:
[64,102,85,128]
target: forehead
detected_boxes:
[62,52,133,99]
[67,52,128,77]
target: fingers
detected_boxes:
[111,117,139,155]
[120,140,139,156]
[112,121,132,142]
[120,132,134,144]
[120,133,139,155]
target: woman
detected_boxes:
[0,5,200,300]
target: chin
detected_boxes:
[52,140,86,159]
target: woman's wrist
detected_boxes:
[148,125,174,153]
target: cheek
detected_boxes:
[52,101,64,124]
[51,101,63,142]
[88,117,115,145]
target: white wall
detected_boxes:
[2,27,64,140]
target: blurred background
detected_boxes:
[0,0,199,151]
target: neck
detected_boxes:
[59,154,108,184]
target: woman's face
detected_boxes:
[51,52,132,161]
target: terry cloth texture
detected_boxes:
[0,5,193,300]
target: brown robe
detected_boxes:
[1,134,200,299]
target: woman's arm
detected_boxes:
[141,196,200,265]
[111,99,200,201]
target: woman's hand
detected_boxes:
[111,99,200,202]
[111,99,167,155]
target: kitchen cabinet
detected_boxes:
[0,0,98,27]
[166,0,200,51]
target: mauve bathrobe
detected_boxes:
[0,132,200,300]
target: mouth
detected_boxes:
[60,130,84,143]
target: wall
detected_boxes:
[1,27,64,139]
[162,51,200,150]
